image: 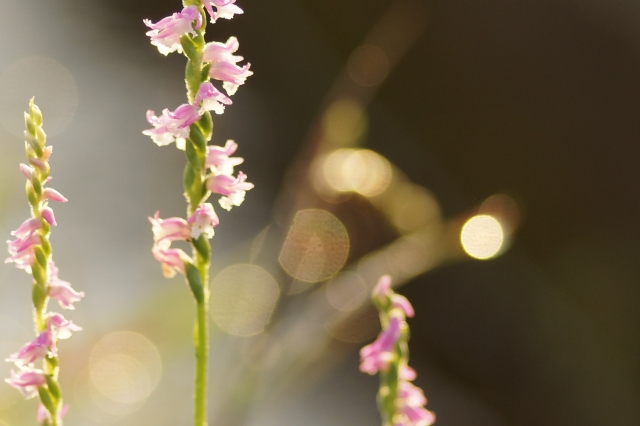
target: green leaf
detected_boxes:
[185,262,205,304]
[38,386,56,416]
[185,140,202,172]
[32,282,47,313]
[45,375,61,403]
[198,111,213,140]
[189,125,206,152]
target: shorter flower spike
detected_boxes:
[144,6,202,55]
[5,368,46,399]
[360,275,435,426]
[203,0,243,23]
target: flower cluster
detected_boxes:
[143,0,253,279]
[4,99,83,425]
[360,275,435,426]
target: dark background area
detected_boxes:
[3,0,640,424]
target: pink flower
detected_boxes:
[41,206,57,226]
[395,381,436,426]
[37,402,69,424]
[43,188,68,203]
[5,368,46,399]
[46,313,82,340]
[203,37,252,95]
[391,294,415,318]
[372,274,392,304]
[5,218,42,272]
[152,245,189,278]
[188,203,219,239]
[29,157,49,173]
[206,171,254,211]
[359,312,402,375]
[206,140,244,175]
[10,218,42,238]
[20,164,35,182]
[203,0,243,23]
[400,365,417,381]
[149,212,191,244]
[194,82,232,115]
[48,261,85,310]
[149,212,192,278]
[143,104,200,149]
[144,6,202,55]
[5,331,53,367]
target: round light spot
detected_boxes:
[89,332,161,405]
[326,272,368,312]
[460,215,504,259]
[211,264,280,336]
[348,44,390,87]
[279,209,350,282]
[0,57,78,137]
[321,149,392,197]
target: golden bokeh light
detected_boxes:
[348,44,390,87]
[279,209,350,283]
[460,215,505,260]
[211,264,280,336]
[325,271,368,312]
[89,332,162,406]
[321,148,392,196]
[0,56,78,137]
[322,98,367,147]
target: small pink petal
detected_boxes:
[43,188,68,203]
[41,207,57,226]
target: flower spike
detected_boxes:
[5,99,83,423]
[360,275,435,426]
[142,1,253,423]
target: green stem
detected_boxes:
[195,299,209,426]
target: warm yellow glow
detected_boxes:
[348,44,390,87]
[322,98,367,146]
[89,332,161,405]
[322,149,392,197]
[460,215,504,259]
[388,184,440,232]
[211,264,280,336]
[279,209,349,283]
[0,56,78,137]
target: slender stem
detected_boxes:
[195,299,209,426]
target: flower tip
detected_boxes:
[43,188,68,203]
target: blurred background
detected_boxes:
[1,0,640,425]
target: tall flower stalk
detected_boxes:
[360,275,435,426]
[4,99,84,426]
[142,1,253,425]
